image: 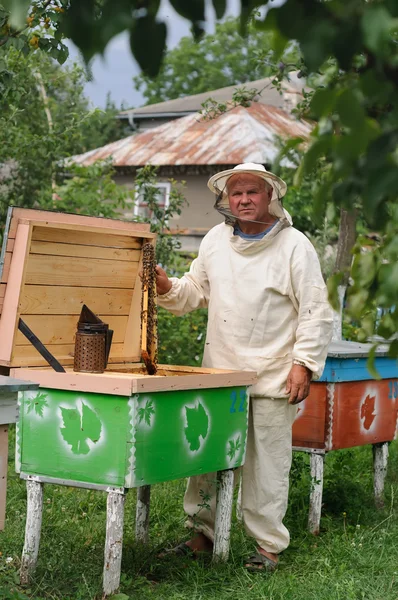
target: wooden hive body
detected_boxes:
[0,208,257,395]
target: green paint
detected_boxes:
[184,401,209,451]
[130,387,248,487]
[19,389,130,486]
[60,402,102,455]
[18,386,249,489]
[227,436,241,461]
[137,399,155,427]
[25,391,48,417]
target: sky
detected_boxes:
[66,0,241,110]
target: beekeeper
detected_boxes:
[156,163,333,570]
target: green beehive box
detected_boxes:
[0,208,256,490]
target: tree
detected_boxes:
[2,0,397,358]
[0,45,124,237]
[133,18,298,105]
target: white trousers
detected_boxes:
[184,397,298,554]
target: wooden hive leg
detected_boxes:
[135,485,151,544]
[236,478,243,522]
[308,452,325,535]
[0,425,9,531]
[20,480,44,585]
[373,442,389,509]
[103,489,126,598]
[213,469,234,562]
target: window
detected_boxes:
[134,181,171,221]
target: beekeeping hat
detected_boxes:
[207,162,287,222]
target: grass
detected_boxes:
[1,427,398,600]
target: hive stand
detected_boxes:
[292,340,397,535]
[0,376,38,530]
[19,468,237,595]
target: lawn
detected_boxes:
[1,427,397,600]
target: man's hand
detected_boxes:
[155,265,172,295]
[285,364,311,405]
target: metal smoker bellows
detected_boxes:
[73,305,113,374]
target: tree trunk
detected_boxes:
[332,208,357,341]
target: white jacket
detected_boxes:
[158,214,333,398]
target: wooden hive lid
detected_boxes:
[0,207,156,369]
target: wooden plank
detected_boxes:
[0,223,32,364]
[0,252,11,283]
[0,425,8,530]
[25,254,138,288]
[156,364,238,374]
[15,315,127,346]
[123,251,143,358]
[20,285,133,316]
[20,220,155,242]
[6,238,14,253]
[31,226,144,250]
[11,343,134,368]
[0,284,5,298]
[132,370,257,393]
[10,368,135,396]
[9,366,256,396]
[8,208,151,238]
[30,240,141,262]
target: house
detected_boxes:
[117,73,306,132]
[71,78,311,252]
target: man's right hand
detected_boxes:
[155,265,173,295]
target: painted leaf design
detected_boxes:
[184,402,209,451]
[361,394,376,430]
[137,399,155,426]
[26,392,48,417]
[60,402,102,455]
[227,436,241,461]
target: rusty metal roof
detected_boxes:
[71,103,311,167]
[118,74,306,118]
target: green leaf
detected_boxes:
[362,5,393,55]
[335,89,365,130]
[212,0,227,20]
[310,88,336,119]
[57,45,69,65]
[1,0,30,28]
[109,594,129,600]
[130,17,167,78]
[327,272,344,311]
[300,136,331,178]
[377,312,395,340]
[366,345,381,380]
[169,0,205,23]
[346,289,369,320]
[387,339,398,359]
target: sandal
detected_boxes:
[245,550,278,572]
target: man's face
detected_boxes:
[227,174,273,224]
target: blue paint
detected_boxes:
[230,390,237,413]
[388,380,398,399]
[238,389,246,413]
[320,357,398,383]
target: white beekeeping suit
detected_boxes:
[158,163,333,558]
